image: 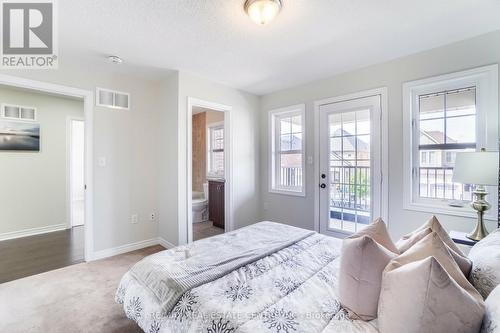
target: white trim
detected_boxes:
[402,64,498,220]
[268,104,306,197]
[91,238,160,261]
[0,224,68,241]
[158,237,175,249]
[0,74,95,262]
[313,87,389,235]
[186,97,233,244]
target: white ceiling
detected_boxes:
[60,0,500,95]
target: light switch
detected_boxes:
[307,156,313,165]
[98,157,107,167]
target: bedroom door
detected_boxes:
[318,94,383,237]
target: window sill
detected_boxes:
[269,188,306,197]
[404,201,497,221]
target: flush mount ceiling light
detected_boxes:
[244,0,282,25]
[107,55,123,64]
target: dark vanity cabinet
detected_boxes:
[208,180,225,229]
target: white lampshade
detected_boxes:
[452,151,499,186]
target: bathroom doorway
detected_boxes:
[190,105,227,241]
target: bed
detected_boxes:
[115,222,379,333]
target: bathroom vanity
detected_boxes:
[208,179,225,229]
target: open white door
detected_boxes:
[70,119,85,227]
[318,95,383,237]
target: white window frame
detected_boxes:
[207,122,225,178]
[403,65,498,220]
[269,104,306,196]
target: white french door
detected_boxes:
[319,95,383,237]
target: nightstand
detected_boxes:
[449,230,478,255]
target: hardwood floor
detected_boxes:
[0,226,84,284]
[193,221,224,241]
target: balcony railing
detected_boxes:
[419,167,473,201]
[279,166,302,188]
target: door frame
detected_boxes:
[313,87,389,236]
[186,97,233,243]
[0,74,94,261]
[66,116,85,228]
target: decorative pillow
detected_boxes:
[338,218,398,321]
[396,226,472,276]
[469,229,500,299]
[354,217,400,253]
[378,232,484,333]
[396,215,465,256]
[482,284,500,333]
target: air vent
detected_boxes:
[96,87,130,110]
[1,104,36,121]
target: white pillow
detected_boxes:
[482,284,500,333]
[469,229,500,299]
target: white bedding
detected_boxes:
[116,225,379,333]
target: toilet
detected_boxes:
[192,183,209,223]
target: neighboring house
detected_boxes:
[419,130,457,168]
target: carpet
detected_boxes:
[0,245,164,333]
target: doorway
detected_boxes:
[0,74,93,272]
[187,98,232,243]
[317,89,388,238]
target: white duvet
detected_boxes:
[116,225,379,333]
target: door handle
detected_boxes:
[320,183,326,189]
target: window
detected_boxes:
[269,104,305,196]
[208,124,224,177]
[403,65,498,219]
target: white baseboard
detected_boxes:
[158,237,175,249]
[91,237,175,261]
[0,223,68,241]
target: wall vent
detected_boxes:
[96,87,130,110]
[1,104,37,121]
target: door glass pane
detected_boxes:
[328,109,371,233]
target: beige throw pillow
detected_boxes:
[338,218,398,321]
[396,215,464,255]
[396,226,472,276]
[378,232,484,333]
[357,217,399,253]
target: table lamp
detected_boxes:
[452,148,499,241]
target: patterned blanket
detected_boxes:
[116,223,379,332]
[128,222,314,315]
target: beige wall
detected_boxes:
[192,112,206,192]
[0,87,84,236]
[260,30,500,239]
[206,110,224,126]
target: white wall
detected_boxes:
[158,73,180,246]
[0,87,83,236]
[0,62,163,252]
[260,30,500,239]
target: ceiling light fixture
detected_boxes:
[244,0,282,25]
[107,55,123,64]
